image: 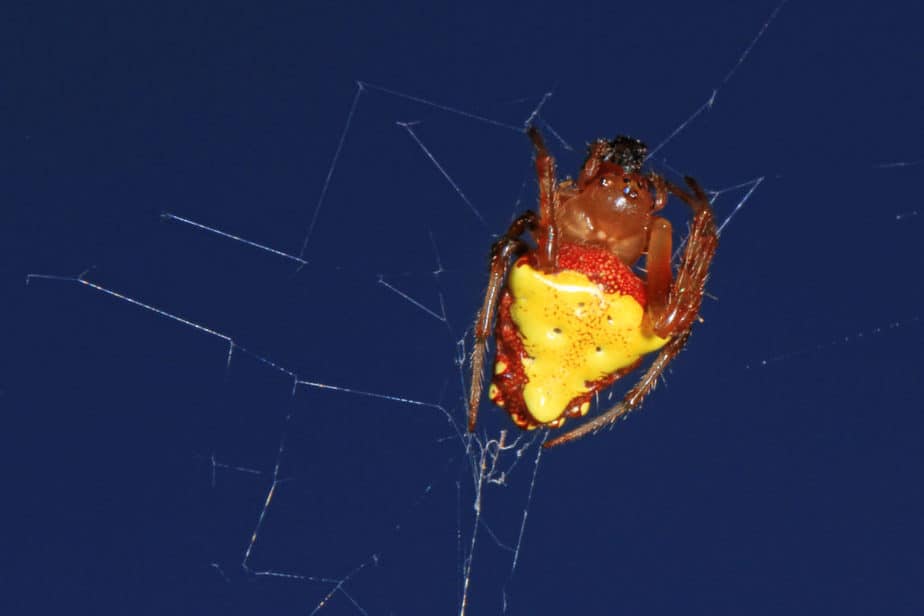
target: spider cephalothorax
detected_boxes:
[468,126,717,448]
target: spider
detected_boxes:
[467,126,718,449]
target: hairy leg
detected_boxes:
[468,210,538,431]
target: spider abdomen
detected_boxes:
[489,243,670,429]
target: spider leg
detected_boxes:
[649,172,669,213]
[576,139,610,189]
[644,174,674,322]
[527,126,561,270]
[645,215,673,326]
[649,176,718,338]
[543,331,691,448]
[468,210,539,432]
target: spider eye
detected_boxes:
[599,177,612,187]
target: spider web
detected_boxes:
[16,1,924,614]
[25,60,765,616]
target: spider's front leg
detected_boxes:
[543,177,717,449]
[468,210,539,432]
[651,176,718,337]
[527,126,562,270]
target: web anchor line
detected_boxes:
[162,212,308,266]
[648,0,789,159]
[299,82,365,261]
[27,271,457,408]
[398,121,489,229]
[378,275,447,323]
[745,316,921,370]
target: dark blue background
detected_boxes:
[6,1,923,614]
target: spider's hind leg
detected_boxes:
[543,331,691,448]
